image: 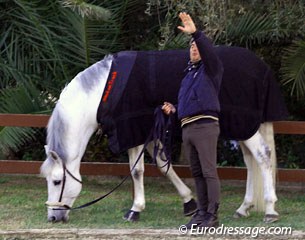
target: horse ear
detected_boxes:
[49,150,60,163]
[44,145,49,154]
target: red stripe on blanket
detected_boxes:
[102,71,117,103]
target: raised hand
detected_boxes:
[177,12,197,34]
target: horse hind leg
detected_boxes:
[123,145,146,222]
[233,142,255,218]
[146,142,197,216]
[243,127,279,223]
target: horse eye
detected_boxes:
[53,180,61,186]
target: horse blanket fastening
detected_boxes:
[97,48,288,154]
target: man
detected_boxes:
[162,12,223,228]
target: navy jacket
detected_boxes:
[177,31,224,120]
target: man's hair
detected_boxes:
[189,37,195,46]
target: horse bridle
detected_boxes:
[45,163,82,210]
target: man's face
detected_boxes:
[190,41,201,63]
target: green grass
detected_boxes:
[0,175,304,231]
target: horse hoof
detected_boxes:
[233,211,247,219]
[264,214,279,223]
[123,210,140,222]
[233,204,254,218]
[183,198,197,216]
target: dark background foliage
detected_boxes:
[1,0,305,168]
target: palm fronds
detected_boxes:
[0,126,39,154]
[0,0,71,93]
[0,81,50,154]
[60,0,111,21]
[281,41,305,99]
[221,6,303,48]
[224,12,274,47]
[0,0,149,158]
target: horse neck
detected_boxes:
[48,57,113,167]
[61,57,113,119]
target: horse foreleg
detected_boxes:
[243,131,279,223]
[234,142,255,218]
[123,145,146,222]
[146,142,197,216]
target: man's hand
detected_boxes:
[162,102,176,115]
[177,12,197,34]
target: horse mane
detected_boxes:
[40,107,67,177]
[46,104,67,161]
[76,55,114,92]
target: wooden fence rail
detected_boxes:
[1,114,305,134]
[0,114,305,182]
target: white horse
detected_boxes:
[41,48,285,224]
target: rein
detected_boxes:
[47,106,174,211]
[58,164,83,203]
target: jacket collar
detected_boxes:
[185,60,202,72]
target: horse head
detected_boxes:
[39,56,113,222]
[41,145,82,222]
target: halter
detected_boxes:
[45,163,82,210]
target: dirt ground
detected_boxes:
[0,228,304,240]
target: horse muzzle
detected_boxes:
[45,201,71,223]
[47,213,69,223]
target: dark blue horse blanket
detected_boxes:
[97,48,288,154]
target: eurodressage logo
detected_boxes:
[102,71,117,103]
[178,224,293,238]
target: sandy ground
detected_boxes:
[0,228,304,240]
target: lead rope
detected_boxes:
[56,106,173,211]
[152,106,174,173]
[69,138,150,210]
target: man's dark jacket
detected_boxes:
[178,31,223,120]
